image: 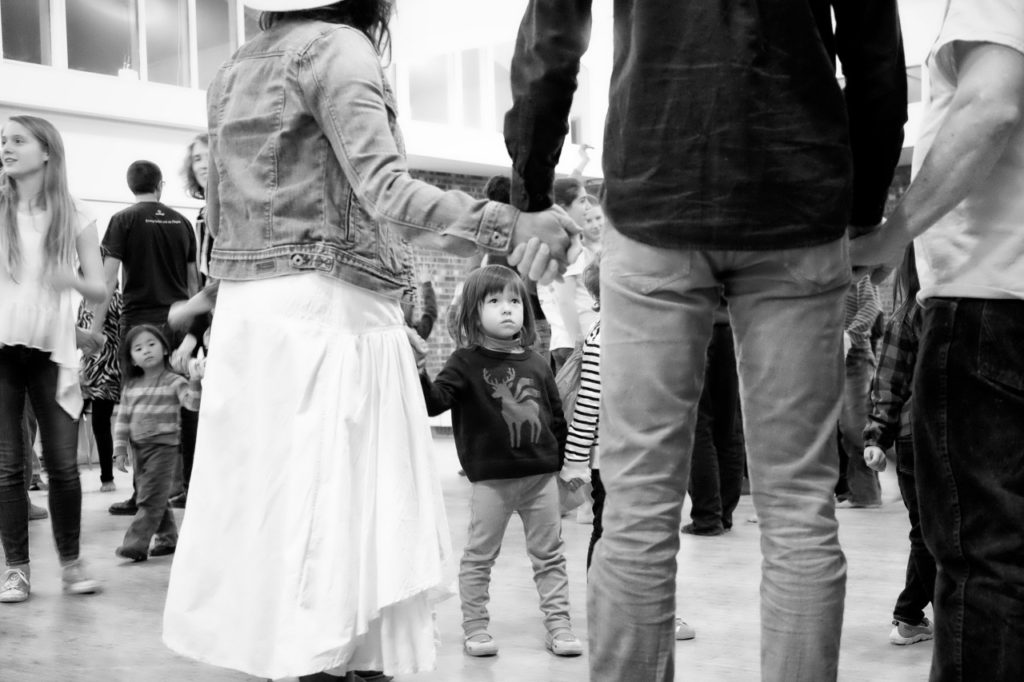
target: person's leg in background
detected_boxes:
[588,226,717,682]
[890,436,935,644]
[685,326,727,535]
[172,406,199,507]
[838,346,881,507]
[711,329,745,531]
[90,399,116,491]
[914,298,1024,680]
[726,241,850,681]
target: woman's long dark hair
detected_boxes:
[260,0,393,57]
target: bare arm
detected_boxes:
[852,42,1024,271]
[89,257,122,335]
[72,222,107,303]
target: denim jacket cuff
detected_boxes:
[476,201,520,254]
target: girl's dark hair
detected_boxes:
[582,253,600,309]
[552,176,585,209]
[120,324,172,386]
[260,0,393,58]
[454,265,536,350]
[181,133,208,200]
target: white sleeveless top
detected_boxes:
[0,203,95,417]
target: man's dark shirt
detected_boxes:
[504,0,907,251]
[102,201,195,322]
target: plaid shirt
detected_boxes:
[863,301,922,450]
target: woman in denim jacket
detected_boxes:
[162,2,576,680]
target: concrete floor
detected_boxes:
[2,435,932,681]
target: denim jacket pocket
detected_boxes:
[977,300,1024,393]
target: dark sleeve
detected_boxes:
[542,360,568,452]
[420,354,468,417]
[413,281,437,340]
[102,213,127,261]
[833,0,908,227]
[183,216,197,263]
[504,0,593,211]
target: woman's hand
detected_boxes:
[508,205,581,285]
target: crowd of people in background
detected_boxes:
[1,0,1021,681]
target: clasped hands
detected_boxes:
[507,204,581,286]
[849,217,914,283]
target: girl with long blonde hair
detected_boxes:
[0,114,106,604]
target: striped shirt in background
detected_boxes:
[113,370,200,460]
[844,275,881,351]
[564,320,601,471]
[863,301,921,450]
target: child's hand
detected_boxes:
[863,445,887,472]
[114,453,129,473]
[559,461,591,489]
[187,351,206,382]
[405,327,428,372]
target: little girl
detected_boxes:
[113,324,200,562]
[419,265,583,658]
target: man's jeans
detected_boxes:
[688,322,746,532]
[589,227,849,682]
[460,473,571,637]
[838,346,881,505]
[914,298,1024,681]
[0,346,83,566]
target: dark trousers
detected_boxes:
[121,440,179,552]
[892,437,936,626]
[0,346,82,565]
[687,323,746,531]
[89,399,116,484]
[180,407,199,490]
[587,468,605,571]
[915,298,1024,681]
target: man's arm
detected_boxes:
[833,0,908,228]
[504,0,593,211]
[852,42,1024,269]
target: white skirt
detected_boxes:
[163,274,452,679]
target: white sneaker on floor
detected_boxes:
[463,632,498,657]
[0,567,30,603]
[675,618,696,640]
[889,618,933,645]
[61,560,101,595]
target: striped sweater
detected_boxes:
[113,370,200,459]
[564,320,601,470]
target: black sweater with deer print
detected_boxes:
[420,346,567,482]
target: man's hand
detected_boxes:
[850,218,913,285]
[507,205,580,285]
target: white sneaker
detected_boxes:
[463,632,498,657]
[0,567,30,603]
[61,560,101,595]
[889,618,933,645]
[675,618,696,640]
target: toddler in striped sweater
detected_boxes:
[113,324,200,562]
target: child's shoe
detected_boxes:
[889,618,933,645]
[61,560,100,595]
[675,618,696,640]
[100,481,116,493]
[149,544,176,557]
[0,567,30,603]
[115,546,148,563]
[463,632,498,657]
[546,630,583,657]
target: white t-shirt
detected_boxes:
[913,0,1024,301]
[537,249,598,350]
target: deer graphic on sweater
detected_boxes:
[483,367,543,448]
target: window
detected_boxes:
[145,0,188,86]
[461,49,481,129]
[1,0,51,65]
[196,0,231,89]
[491,42,514,134]
[67,0,138,77]
[409,54,449,124]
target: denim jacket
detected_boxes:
[206,20,519,300]
[505,0,907,251]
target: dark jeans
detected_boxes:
[915,298,1024,681]
[121,440,179,552]
[0,346,83,565]
[892,437,936,626]
[180,407,199,490]
[587,468,605,571]
[838,346,881,505]
[89,399,116,484]
[688,323,746,531]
